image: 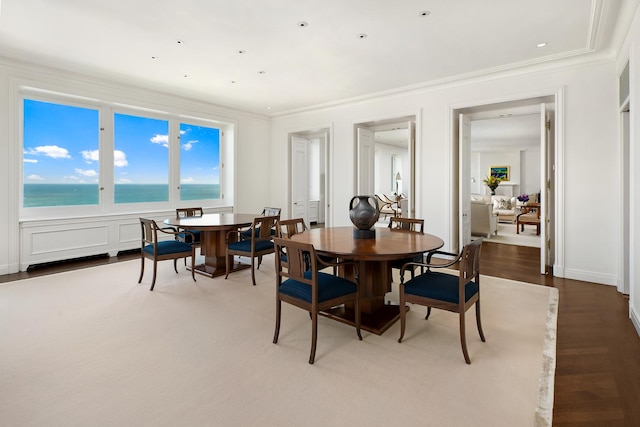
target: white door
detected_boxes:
[540,104,549,274]
[459,114,472,249]
[407,120,416,217]
[291,136,309,224]
[357,127,375,195]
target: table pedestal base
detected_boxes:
[190,262,250,278]
[321,304,409,335]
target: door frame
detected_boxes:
[449,88,564,276]
[353,109,421,218]
[287,124,333,226]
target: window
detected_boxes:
[114,113,169,204]
[179,122,221,201]
[21,92,232,216]
[23,99,100,207]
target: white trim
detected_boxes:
[631,305,640,338]
[562,267,618,287]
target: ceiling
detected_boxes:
[0,0,634,116]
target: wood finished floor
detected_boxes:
[2,242,639,426]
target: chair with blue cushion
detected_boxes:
[175,207,203,265]
[225,215,279,286]
[388,217,425,279]
[272,237,362,364]
[138,217,196,291]
[398,238,485,364]
[240,207,281,238]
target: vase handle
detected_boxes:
[349,196,359,211]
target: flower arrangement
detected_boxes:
[482,175,501,194]
[517,193,530,202]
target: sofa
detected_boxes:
[471,194,520,223]
[471,201,498,238]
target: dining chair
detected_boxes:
[175,207,203,265]
[241,207,281,238]
[397,238,485,364]
[138,218,196,291]
[225,215,279,286]
[273,237,362,364]
[388,217,425,279]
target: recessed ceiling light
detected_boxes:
[536,42,547,48]
[183,74,189,78]
[358,33,368,39]
[151,56,158,60]
[419,11,431,17]
[231,80,237,84]
[238,50,246,54]
[177,40,184,45]
[258,71,266,74]
[297,21,308,28]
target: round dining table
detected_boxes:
[290,226,444,335]
[164,213,257,278]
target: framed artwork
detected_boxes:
[490,166,510,181]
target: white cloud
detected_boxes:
[116,178,132,184]
[150,134,169,148]
[64,176,80,181]
[182,140,198,151]
[23,158,38,163]
[75,168,98,177]
[180,130,186,135]
[181,177,195,183]
[114,150,128,167]
[81,149,99,163]
[26,145,71,159]
[27,174,44,181]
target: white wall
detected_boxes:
[617,5,640,335]
[0,57,271,274]
[271,57,620,287]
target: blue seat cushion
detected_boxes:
[403,271,478,304]
[279,271,357,303]
[228,239,274,253]
[143,240,193,256]
[241,227,277,238]
[177,230,201,244]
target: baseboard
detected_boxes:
[561,267,617,286]
[631,305,640,338]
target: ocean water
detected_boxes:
[23,184,220,207]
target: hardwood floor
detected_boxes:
[1,242,639,426]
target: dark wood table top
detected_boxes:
[164,213,256,230]
[290,226,444,261]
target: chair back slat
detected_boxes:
[277,218,307,238]
[261,207,282,217]
[140,217,158,247]
[176,207,203,218]
[255,215,279,239]
[388,217,424,232]
[274,237,315,285]
[459,238,482,286]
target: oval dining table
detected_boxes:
[290,226,444,335]
[164,213,257,278]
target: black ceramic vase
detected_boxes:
[349,195,380,239]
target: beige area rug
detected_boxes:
[0,256,557,427]
[480,223,542,248]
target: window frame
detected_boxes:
[19,90,232,220]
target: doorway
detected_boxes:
[289,128,330,228]
[354,114,417,221]
[454,95,558,275]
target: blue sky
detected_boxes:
[23,99,220,185]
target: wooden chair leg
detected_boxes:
[355,294,362,341]
[273,299,281,344]
[250,257,257,286]
[138,256,145,283]
[398,288,406,343]
[476,301,486,342]
[425,306,432,320]
[149,260,158,291]
[225,252,231,280]
[460,311,471,364]
[190,251,196,282]
[173,259,179,274]
[309,311,318,364]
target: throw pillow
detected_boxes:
[497,198,512,210]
